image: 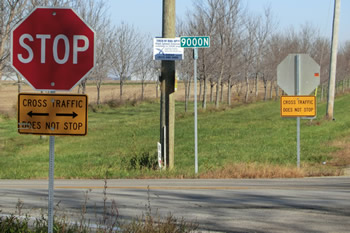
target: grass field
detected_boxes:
[1,86,350,178]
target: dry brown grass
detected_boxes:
[199,159,348,179]
[303,164,344,177]
[328,139,350,167]
[199,163,305,179]
[0,79,279,116]
[318,138,350,176]
[0,81,163,115]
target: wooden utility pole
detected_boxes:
[326,0,341,120]
[160,0,175,169]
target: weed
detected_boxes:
[79,189,91,232]
[122,151,158,170]
[0,111,11,119]
[120,185,198,233]
[104,98,142,108]
[121,214,198,233]
[32,214,90,233]
[105,98,127,108]
[16,199,24,216]
[0,179,198,232]
[88,103,110,113]
[98,172,120,231]
[0,214,31,233]
[146,185,152,217]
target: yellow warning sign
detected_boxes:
[280,96,316,117]
[18,93,88,136]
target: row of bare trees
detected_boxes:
[178,0,350,109]
[0,0,155,104]
[179,0,276,108]
[1,0,350,107]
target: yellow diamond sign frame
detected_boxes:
[280,96,316,117]
[18,93,88,136]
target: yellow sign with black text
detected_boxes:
[18,93,88,136]
[280,96,316,117]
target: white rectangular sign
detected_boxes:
[157,142,162,168]
[153,38,184,60]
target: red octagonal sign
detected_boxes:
[11,7,95,91]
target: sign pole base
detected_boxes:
[48,135,55,233]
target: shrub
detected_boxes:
[122,151,158,170]
[0,215,31,233]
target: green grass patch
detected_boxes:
[1,94,350,179]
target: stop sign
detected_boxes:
[11,7,95,91]
[277,54,320,95]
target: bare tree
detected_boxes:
[134,36,153,101]
[177,49,194,112]
[150,60,161,99]
[213,0,227,108]
[110,22,140,100]
[335,41,350,92]
[77,0,112,103]
[310,37,331,85]
[251,6,275,100]
[187,0,220,109]
[242,15,258,102]
[0,0,27,85]
[224,0,244,105]
[28,0,74,7]
[265,34,284,99]
[177,17,194,111]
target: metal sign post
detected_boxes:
[48,91,55,233]
[295,55,301,169]
[277,54,320,169]
[180,36,210,174]
[17,92,88,233]
[11,7,95,233]
[48,134,55,233]
[193,48,198,174]
[164,126,167,170]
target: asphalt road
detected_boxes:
[0,177,349,232]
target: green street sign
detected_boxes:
[180,36,210,48]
